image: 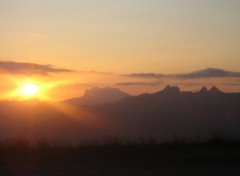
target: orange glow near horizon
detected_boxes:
[8,79,47,100]
[0,75,78,101]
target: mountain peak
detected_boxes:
[66,87,130,105]
[198,87,208,94]
[208,86,223,95]
[161,85,180,94]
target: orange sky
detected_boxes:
[0,65,239,101]
[0,1,240,100]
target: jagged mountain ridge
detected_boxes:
[84,86,240,140]
[64,87,130,105]
[1,86,240,142]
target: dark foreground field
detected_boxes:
[1,141,240,176]
[0,145,240,176]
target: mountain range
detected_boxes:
[84,86,240,141]
[1,86,240,143]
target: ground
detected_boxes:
[1,145,240,176]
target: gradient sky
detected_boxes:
[1,0,240,100]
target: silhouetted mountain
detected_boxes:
[208,86,224,95]
[198,87,208,94]
[64,87,130,105]
[84,86,240,141]
[159,85,181,95]
[1,86,240,143]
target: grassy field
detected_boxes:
[1,139,240,176]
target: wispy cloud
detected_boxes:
[125,68,240,79]
[0,61,73,76]
[125,73,165,79]
[80,70,115,75]
[116,81,162,86]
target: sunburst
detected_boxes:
[21,83,40,97]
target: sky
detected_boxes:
[0,0,240,100]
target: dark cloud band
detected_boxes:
[125,73,165,79]
[125,68,240,79]
[174,68,240,79]
[116,81,162,86]
[0,61,73,76]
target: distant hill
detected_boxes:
[64,87,130,105]
[0,100,56,139]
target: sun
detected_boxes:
[21,83,40,96]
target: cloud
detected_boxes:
[116,81,162,86]
[80,70,115,75]
[175,68,240,79]
[0,61,73,76]
[125,68,240,79]
[125,73,165,79]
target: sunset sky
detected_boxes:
[1,0,240,100]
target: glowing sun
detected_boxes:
[21,83,40,96]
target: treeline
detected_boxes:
[1,136,240,153]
